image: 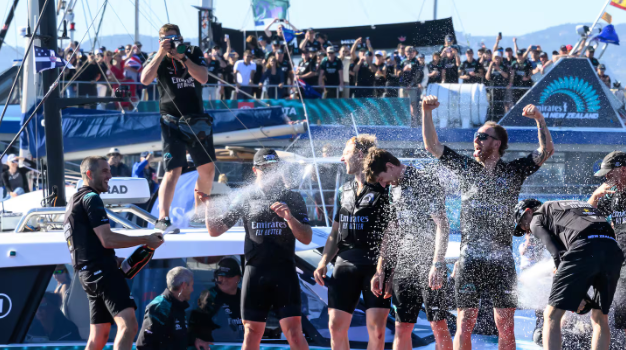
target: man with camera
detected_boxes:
[141,24,213,233]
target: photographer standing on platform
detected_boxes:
[141,24,214,233]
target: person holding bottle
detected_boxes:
[64,156,164,350]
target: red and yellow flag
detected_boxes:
[611,0,626,11]
[602,12,613,23]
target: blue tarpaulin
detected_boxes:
[20,106,288,157]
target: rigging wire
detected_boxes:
[126,0,159,32]
[79,0,93,48]
[163,0,170,23]
[416,0,427,21]
[0,0,54,132]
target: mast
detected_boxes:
[433,0,437,20]
[0,0,20,52]
[21,0,39,163]
[134,0,139,43]
[39,0,66,206]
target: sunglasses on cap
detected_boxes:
[159,34,182,41]
[54,268,67,275]
[474,132,499,141]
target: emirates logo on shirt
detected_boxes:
[252,221,287,236]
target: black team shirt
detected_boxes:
[64,186,115,270]
[297,58,318,87]
[388,165,446,277]
[319,57,343,86]
[334,181,391,265]
[207,58,221,84]
[531,200,615,267]
[427,60,444,84]
[510,59,533,87]
[459,59,482,84]
[597,189,626,254]
[438,146,540,255]
[441,56,459,83]
[220,188,310,267]
[145,46,207,117]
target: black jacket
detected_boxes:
[110,163,131,177]
[136,289,193,350]
[2,158,35,193]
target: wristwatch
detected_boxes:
[181,55,188,63]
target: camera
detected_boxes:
[161,35,187,54]
[115,85,130,98]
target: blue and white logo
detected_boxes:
[538,76,600,119]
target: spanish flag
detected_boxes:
[611,0,626,11]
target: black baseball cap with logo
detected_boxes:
[215,257,242,278]
[253,149,281,166]
[513,198,543,236]
[594,151,626,177]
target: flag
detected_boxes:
[602,12,613,23]
[33,46,73,73]
[297,79,321,99]
[281,28,303,43]
[124,55,143,72]
[252,0,290,26]
[611,0,626,10]
[591,24,620,45]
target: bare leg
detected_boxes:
[158,167,182,219]
[394,322,414,350]
[112,307,138,350]
[242,320,265,350]
[86,323,111,350]
[543,305,566,350]
[279,316,309,350]
[590,309,610,350]
[494,308,516,350]
[329,308,352,350]
[454,308,478,350]
[431,319,453,350]
[366,307,390,350]
[194,162,215,215]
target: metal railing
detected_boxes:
[14,206,150,232]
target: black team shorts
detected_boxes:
[549,238,623,315]
[455,254,518,309]
[327,262,391,314]
[78,260,137,324]
[393,268,448,323]
[242,264,301,322]
[160,118,216,172]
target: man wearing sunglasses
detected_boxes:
[422,96,554,350]
[205,149,312,350]
[141,24,213,234]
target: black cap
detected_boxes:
[215,257,242,277]
[589,47,595,52]
[445,34,453,41]
[599,63,606,70]
[594,151,626,177]
[505,47,513,52]
[516,49,525,55]
[466,48,473,54]
[253,149,281,166]
[539,51,548,57]
[135,41,142,46]
[560,45,567,51]
[513,199,543,237]
[272,40,281,46]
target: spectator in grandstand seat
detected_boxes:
[316,32,331,50]
[477,48,486,63]
[503,47,515,66]
[383,54,399,97]
[300,28,322,52]
[509,49,533,104]
[206,45,226,101]
[373,51,387,97]
[399,47,428,124]
[264,18,300,45]
[439,34,457,53]
[28,292,81,342]
[134,41,149,63]
[132,152,158,194]
[264,40,282,60]
[532,52,552,76]
[107,147,132,177]
[597,64,611,88]
[459,49,483,84]
[319,46,344,99]
[234,50,257,100]
[485,51,509,121]
[427,52,443,84]
[74,53,102,101]
[245,35,264,60]
[258,35,271,54]
[585,47,600,68]
[63,52,79,98]
[397,43,406,60]
[2,154,35,197]
[559,45,569,56]
[441,47,461,83]
[296,48,319,97]
[353,50,377,98]
[260,56,285,99]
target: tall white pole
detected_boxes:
[20,0,40,162]
[134,0,139,43]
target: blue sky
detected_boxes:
[2,0,624,51]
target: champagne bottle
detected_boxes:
[120,245,155,279]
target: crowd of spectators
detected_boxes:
[56,23,613,121]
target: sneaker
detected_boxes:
[155,218,180,234]
[188,214,206,228]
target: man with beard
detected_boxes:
[65,156,164,350]
[590,151,626,338]
[422,98,554,350]
[206,149,312,350]
[313,134,393,350]
[365,149,453,350]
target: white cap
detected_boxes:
[7,154,17,163]
[374,50,384,56]
[494,51,502,57]
[107,147,121,156]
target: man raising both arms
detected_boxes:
[313,135,393,350]
[205,149,312,350]
[422,96,554,350]
[365,149,453,350]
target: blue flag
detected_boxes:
[252,0,290,26]
[282,28,303,43]
[297,79,322,99]
[34,46,73,73]
[591,24,620,45]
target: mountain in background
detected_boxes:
[2,22,624,82]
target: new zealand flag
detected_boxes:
[34,46,73,73]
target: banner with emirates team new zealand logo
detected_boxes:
[499,58,626,129]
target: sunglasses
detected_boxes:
[474,132,499,141]
[160,34,181,41]
[54,269,67,275]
